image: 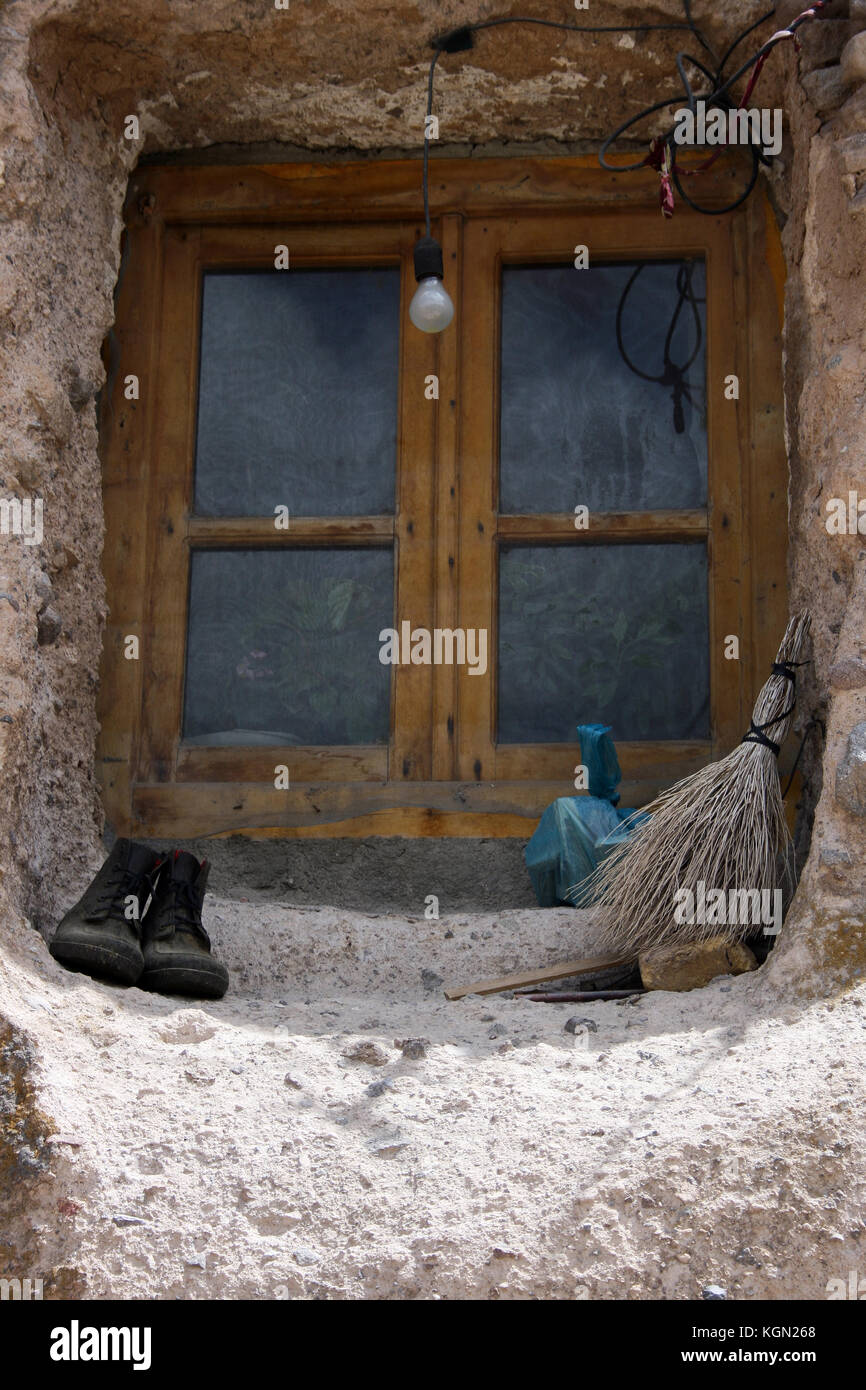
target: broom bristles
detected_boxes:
[568,611,811,956]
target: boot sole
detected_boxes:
[138,964,229,1000]
[49,937,143,987]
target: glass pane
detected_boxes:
[194,269,400,516]
[498,543,709,743]
[183,548,393,745]
[499,260,707,514]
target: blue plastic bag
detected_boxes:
[525,723,647,908]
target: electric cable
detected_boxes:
[421,3,827,221]
[614,260,705,433]
[781,714,824,800]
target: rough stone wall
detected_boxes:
[769,2,866,992]
[0,0,862,986]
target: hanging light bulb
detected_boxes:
[409,235,454,333]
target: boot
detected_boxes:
[140,850,228,999]
[49,839,163,986]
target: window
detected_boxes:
[98,158,787,839]
[185,265,400,750]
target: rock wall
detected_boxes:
[0,0,863,976]
[0,0,865,1303]
[769,2,866,992]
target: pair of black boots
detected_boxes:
[49,839,229,1000]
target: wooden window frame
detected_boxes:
[98,156,787,840]
[143,222,434,792]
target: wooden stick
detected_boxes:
[443,955,631,1001]
[519,989,645,1003]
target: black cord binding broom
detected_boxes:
[567,611,811,955]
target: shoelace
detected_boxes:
[159,878,211,946]
[93,862,159,928]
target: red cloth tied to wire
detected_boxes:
[645,137,675,219]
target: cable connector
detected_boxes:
[431,25,475,55]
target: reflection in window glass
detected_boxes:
[500,261,707,514]
[195,269,400,516]
[183,548,394,745]
[498,543,709,743]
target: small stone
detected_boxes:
[342,1040,389,1066]
[370,1141,409,1159]
[830,657,866,691]
[802,65,845,117]
[836,722,866,815]
[564,1016,598,1034]
[183,1067,215,1086]
[395,1037,428,1060]
[283,1074,302,1090]
[112,1215,147,1228]
[734,1247,761,1267]
[366,1079,393,1098]
[38,605,59,643]
[702,1284,727,1301]
[842,32,866,87]
[293,1247,320,1266]
[31,572,50,609]
[834,135,866,178]
[488,1023,508,1039]
[67,371,98,411]
[640,936,757,992]
[159,1012,218,1045]
[421,968,444,993]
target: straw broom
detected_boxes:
[567,611,811,955]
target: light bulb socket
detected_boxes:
[413,236,445,283]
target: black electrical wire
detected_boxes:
[423,11,699,232]
[781,714,824,800]
[682,0,719,67]
[717,7,776,76]
[597,6,778,199]
[602,3,826,213]
[423,47,441,236]
[421,3,826,222]
[423,8,702,234]
[421,3,807,418]
[614,261,705,434]
[462,16,696,37]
